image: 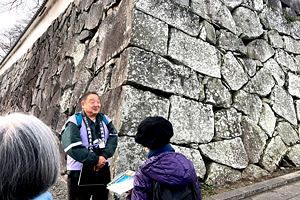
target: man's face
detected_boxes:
[81,94,101,118]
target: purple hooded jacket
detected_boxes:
[130,151,202,200]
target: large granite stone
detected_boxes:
[264,58,285,86]
[221,0,243,10]
[169,95,214,144]
[271,86,297,125]
[221,52,248,90]
[241,117,268,164]
[238,58,257,77]
[191,0,237,33]
[217,30,247,55]
[259,102,276,137]
[214,108,242,140]
[131,10,168,55]
[169,29,222,78]
[275,49,298,72]
[243,0,264,11]
[232,7,263,39]
[112,47,200,99]
[233,90,262,123]
[259,7,290,35]
[283,36,300,55]
[244,68,275,97]
[136,0,200,36]
[247,39,275,62]
[286,144,300,167]
[205,77,232,108]
[260,136,288,172]
[206,162,242,186]
[288,73,300,98]
[274,122,299,146]
[267,30,284,48]
[200,137,249,169]
[242,164,270,180]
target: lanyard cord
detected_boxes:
[82,112,105,152]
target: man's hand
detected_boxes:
[94,156,106,171]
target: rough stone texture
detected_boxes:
[242,164,270,180]
[217,30,247,55]
[247,39,275,62]
[221,52,248,90]
[233,90,262,123]
[111,47,201,99]
[288,73,300,98]
[191,0,236,33]
[136,0,200,36]
[283,36,300,55]
[169,28,222,78]
[101,86,169,136]
[131,10,168,55]
[206,162,242,186]
[264,58,285,86]
[200,21,217,45]
[259,7,290,35]
[205,77,232,108]
[232,7,263,39]
[173,145,206,179]
[268,30,284,48]
[214,108,242,140]
[275,49,298,72]
[259,102,277,137]
[260,136,288,172]
[271,86,297,125]
[274,122,299,146]
[291,21,300,40]
[243,0,264,11]
[200,137,249,169]
[221,0,243,10]
[239,58,257,77]
[244,68,275,97]
[241,117,268,164]
[286,144,300,167]
[169,95,214,144]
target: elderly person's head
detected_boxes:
[0,113,60,199]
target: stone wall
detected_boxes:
[1,0,300,197]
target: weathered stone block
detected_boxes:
[131,10,168,55]
[286,144,300,167]
[169,95,214,144]
[221,52,248,91]
[214,108,242,140]
[275,49,298,72]
[191,0,236,33]
[136,0,200,36]
[244,68,275,97]
[232,7,263,39]
[111,47,201,99]
[241,117,268,164]
[233,90,262,123]
[217,30,247,55]
[283,36,300,55]
[169,29,222,78]
[288,73,300,98]
[259,102,276,137]
[200,137,249,169]
[247,39,275,62]
[260,136,288,172]
[242,164,270,180]
[264,58,285,86]
[205,77,232,108]
[271,86,297,125]
[267,30,284,48]
[274,122,299,146]
[206,163,242,186]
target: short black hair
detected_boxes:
[80,91,100,102]
[135,116,173,149]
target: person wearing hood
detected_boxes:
[128,116,202,200]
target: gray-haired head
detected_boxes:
[0,113,60,199]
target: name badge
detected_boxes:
[99,140,105,149]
